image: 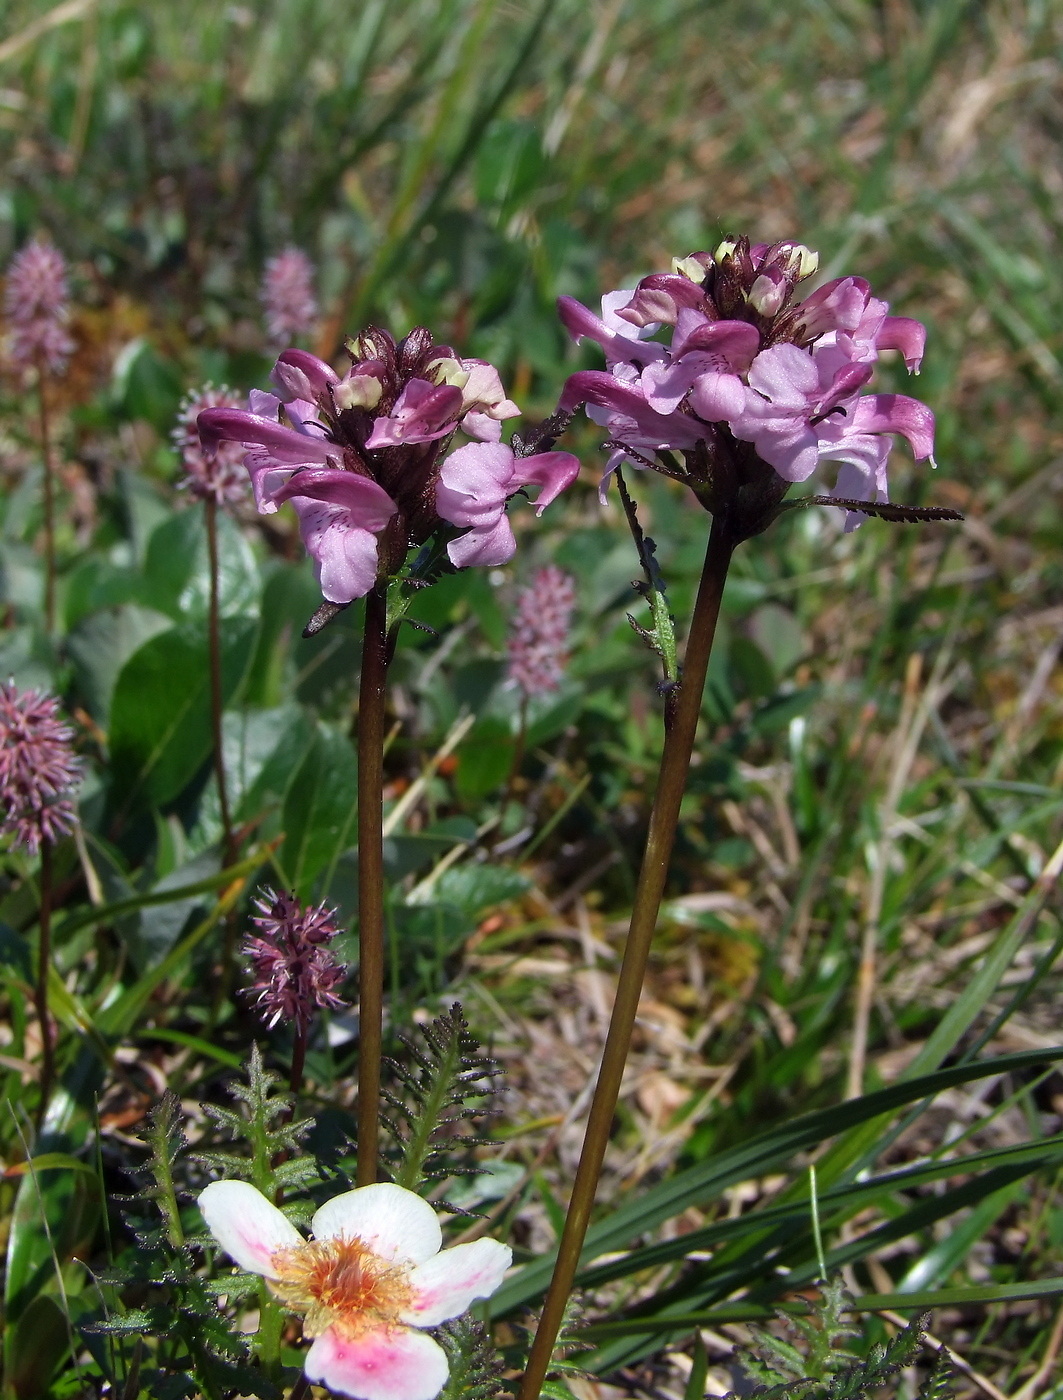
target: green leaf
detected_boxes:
[141,509,261,622]
[455,716,513,800]
[108,617,257,810]
[66,604,173,724]
[278,722,359,897]
[488,1047,1063,1318]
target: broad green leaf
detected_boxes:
[108,616,257,811]
[66,604,173,724]
[141,508,261,622]
[278,723,359,898]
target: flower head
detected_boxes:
[262,246,319,344]
[558,236,935,537]
[3,240,75,376]
[243,887,347,1036]
[172,385,249,508]
[507,566,576,698]
[199,1178,511,1400]
[198,332,579,605]
[0,683,81,854]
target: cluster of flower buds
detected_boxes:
[172,384,249,508]
[507,565,576,698]
[558,236,935,538]
[261,246,318,344]
[198,330,579,605]
[3,240,75,377]
[242,887,347,1037]
[0,683,81,855]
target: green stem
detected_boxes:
[289,1022,307,1098]
[518,512,735,1400]
[34,837,55,1131]
[36,358,56,636]
[356,582,391,1187]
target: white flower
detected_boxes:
[199,1179,511,1400]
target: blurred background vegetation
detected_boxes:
[1,1,1063,1396]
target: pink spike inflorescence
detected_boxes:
[172,385,249,507]
[0,683,82,854]
[3,240,75,376]
[507,565,576,698]
[261,247,319,344]
[243,888,348,1035]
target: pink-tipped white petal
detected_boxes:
[402,1239,512,1327]
[304,1324,449,1400]
[198,1180,302,1279]
[311,1183,442,1265]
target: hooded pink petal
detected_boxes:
[304,1324,449,1400]
[513,450,581,514]
[198,407,336,467]
[364,379,464,449]
[198,1180,303,1278]
[402,1239,512,1328]
[270,349,340,403]
[843,393,936,461]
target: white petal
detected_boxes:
[402,1238,512,1327]
[198,1180,302,1278]
[304,1324,449,1400]
[311,1183,442,1265]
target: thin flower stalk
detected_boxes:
[356,583,391,1185]
[174,386,250,973]
[4,242,74,634]
[0,683,81,1126]
[520,236,945,1397]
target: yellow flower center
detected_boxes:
[270,1236,414,1340]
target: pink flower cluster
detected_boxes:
[507,565,576,698]
[261,246,318,344]
[0,683,81,855]
[172,385,249,508]
[3,240,75,376]
[558,237,935,534]
[198,331,579,604]
[242,887,347,1036]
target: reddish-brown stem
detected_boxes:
[518,512,735,1399]
[205,499,236,866]
[35,837,55,1130]
[35,357,56,635]
[356,583,391,1187]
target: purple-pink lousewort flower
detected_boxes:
[0,683,81,855]
[507,566,576,699]
[198,333,580,605]
[243,888,347,1036]
[3,240,75,376]
[261,247,319,344]
[558,237,935,537]
[172,385,249,508]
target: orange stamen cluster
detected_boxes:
[270,1236,414,1340]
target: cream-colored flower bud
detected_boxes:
[714,238,739,263]
[425,356,471,391]
[672,254,708,283]
[334,375,383,411]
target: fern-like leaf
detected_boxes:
[383,1003,503,1192]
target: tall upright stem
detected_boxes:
[36,359,56,635]
[518,513,736,1399]
[35,838,55,1130]
[205,499,236,866]
[356,583,391,1187]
